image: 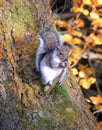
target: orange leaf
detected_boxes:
[90,95,102,105]
[74,19,85,28]
[55,20,71,31]
[98,121,102,130]
[85,68,93,76]
[71,30,82,37]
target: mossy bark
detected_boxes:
[0,0,98,130]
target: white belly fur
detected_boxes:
[40,65,62,85]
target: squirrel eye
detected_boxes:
[59,52,62,56]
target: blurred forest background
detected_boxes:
[51,0,102,127]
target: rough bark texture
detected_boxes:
[0,0,98,130]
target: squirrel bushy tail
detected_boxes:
[35,0,63,71]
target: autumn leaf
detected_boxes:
[82,0,92,5]
[78,66,92,78]
[90,12,99,19]
[69,46,82,66]
[80,79,90,89]
[74,19,85,28]
[78,64,88,70]
[93,104,102,111]
[71,37,82,44]
[79,71,86,78]
[55,20,71,31]
[71,30,82,37]
[98,121,102,130]
[80,77,96,89]
[62,34,72,43]
[90,95,102,105]
[71,68,78,75]
[90,33,102,45]
[97,0,102,5]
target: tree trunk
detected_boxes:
[0,0,98,130]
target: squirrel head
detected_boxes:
[50,45,68,68]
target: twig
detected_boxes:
[87,49,101,96]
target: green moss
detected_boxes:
[33,118,68,130]
[52,86,72,106]
[10,6,32,24]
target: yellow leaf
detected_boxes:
[71,37,82,44]
[90,12,99,19]
[90,33,102,45]
[79,71,86,78]
[71,7,89,16]
[80,77,96,89]
[92,19,102,26]
[80,79,91,89]
[82,0,92,5]
[62,34,72,43]
[71,68,78,75]
[83,9,89,16]
[69,46,82,66]
[97,0,102,5]
[88,77,96,84]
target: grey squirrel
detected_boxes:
[36,30,68,85]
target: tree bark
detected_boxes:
[0,0,98,130]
